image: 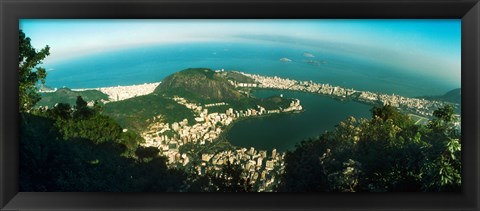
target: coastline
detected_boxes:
[71,82,161,102]
[47,70,458,120]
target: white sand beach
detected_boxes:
[72,82,161,102]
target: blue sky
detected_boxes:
[20,19,461,85]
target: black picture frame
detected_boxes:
[1,0,479,210]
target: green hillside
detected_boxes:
[37,88,109,108]
[103,94,195,132]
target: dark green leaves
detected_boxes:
[280,105,461,192]
[19,30,50,112]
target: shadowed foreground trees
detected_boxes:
[279,104,461,192]
[21,98,461,192]
[20,97,187,192]
[21,96,253,192]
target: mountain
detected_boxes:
[154,68,246,103]
[104,68,251,131]
[418,88,461,105]
[440,88,461,104]
[104,68,297,131]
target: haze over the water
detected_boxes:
[20,19,461,88]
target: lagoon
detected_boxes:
[226,89,372,152]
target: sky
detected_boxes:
[19,19,461,85]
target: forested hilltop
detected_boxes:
[20,30,461,192]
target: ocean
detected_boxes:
[44,41,453,97]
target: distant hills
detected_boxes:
[37,88,109,108]
[417,88,461,105]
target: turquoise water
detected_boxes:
[226,90,372,152]
[44,41,454,97]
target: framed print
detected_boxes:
[1,0,479,210]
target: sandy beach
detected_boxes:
[72,82,161,102]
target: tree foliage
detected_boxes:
[21,100,187,192]
[19,30,50,112]
[18,31,186,192]
[423,105,461,191]
[280,105,461,192]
